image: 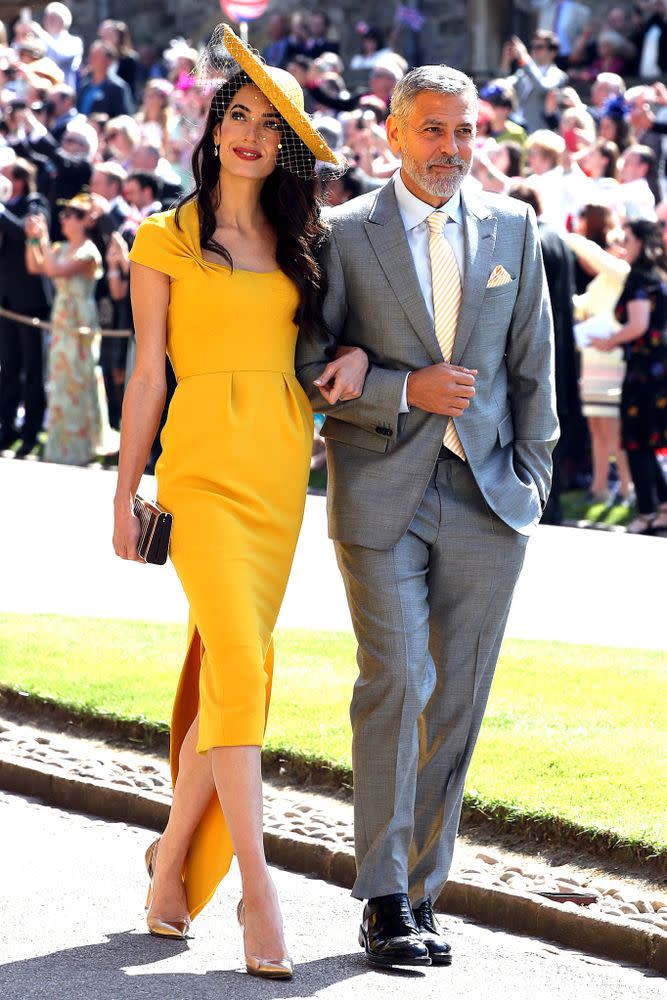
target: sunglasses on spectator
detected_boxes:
[59,208,86,219]
[530,43,549,50]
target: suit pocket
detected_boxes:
[484,278,518,298]
[498,412,514,447]
[320,416,389,454]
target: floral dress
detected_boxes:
[44,241,103,466]
[615,268,667,451]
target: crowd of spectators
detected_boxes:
[1,3,666,531]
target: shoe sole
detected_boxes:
[429,953,453,966]
[358,927,431,967]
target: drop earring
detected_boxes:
[213,143,219,158]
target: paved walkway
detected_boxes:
[1,459,665,648]
[2,791,664,1000]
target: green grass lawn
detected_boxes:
[0,613,665,855]
[561,490,634,527]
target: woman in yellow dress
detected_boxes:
[112,25,367,979]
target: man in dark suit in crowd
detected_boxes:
[48,84,79,144]
[0,159,53,456]
[77,41,134,118]
[509,182,580,524]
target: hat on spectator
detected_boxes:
[56,191,94,213]
[195,23,341,176]
[370,57,404,82]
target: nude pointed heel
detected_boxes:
[237,898,294,979]
[144,838,191,939]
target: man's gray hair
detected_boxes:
[390,65,478,122]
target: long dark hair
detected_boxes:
[625,219,667,280]
[176,73,329,341]
[580,203,614,249]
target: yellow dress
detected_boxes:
[129,199,313,919]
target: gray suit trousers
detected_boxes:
[335,455,528,904]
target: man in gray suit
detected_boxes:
[296,65,558,969]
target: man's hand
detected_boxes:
[406,363,477,415]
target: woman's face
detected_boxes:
[488,144,509,174]
[213,84,283,181]
[586,146,605,178]
[144,88,167,115]
[60,208,86,241]
[598,116,617,142]
[623,226,642,265]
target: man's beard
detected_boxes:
[401,149,470,199]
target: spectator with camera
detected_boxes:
[501,31,568,134]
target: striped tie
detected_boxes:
[426,211,466,460]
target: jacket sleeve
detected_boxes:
[295,228,407,440]
[506,206,560,508]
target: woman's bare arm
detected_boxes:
[112,261,170,559]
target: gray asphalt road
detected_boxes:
[1,791,664,1000]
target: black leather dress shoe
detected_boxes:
[413,897,452,965]
[358,893,431,968]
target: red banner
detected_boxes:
[220,0,269,21]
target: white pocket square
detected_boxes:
[486,265,513,288]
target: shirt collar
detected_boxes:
[393,168,462,232]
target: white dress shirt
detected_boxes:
[393,169,465,411]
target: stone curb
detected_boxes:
[2,755,666,976]
[2,687,663,876]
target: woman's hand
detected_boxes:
[113,500,143,561]
[314,345,369,404]
[589,335,616,352]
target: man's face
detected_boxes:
[311,15,326,37]
[386,90,476,206]
[530,38,554,66]
[88,43,110,76]
[607,7,627,32]
[268,15,286,41]
[123,179,141,207]
[527,146,552,176]
[370,70,397,103]
[90,169,111,199]
[621,152,647,182]
[591,80,618,107]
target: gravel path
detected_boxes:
[1,711,665,937]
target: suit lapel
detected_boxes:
[363,183,443,363]
[451,191,497,365]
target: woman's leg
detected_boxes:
[616,447,633,498]
[627,449,656,515]
[211,746,288,960]
[588,416,610,496]
[148,713,215,919]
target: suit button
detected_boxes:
[376,427,392,437]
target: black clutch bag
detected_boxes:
[133,494,173,565]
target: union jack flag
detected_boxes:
[396,5,426,31]
[220,0,269,22]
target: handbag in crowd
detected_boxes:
[133,494,173,565]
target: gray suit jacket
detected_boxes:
[296,181,559,549]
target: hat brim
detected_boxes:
[221,25,338,167]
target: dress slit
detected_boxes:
[169,614,275,920]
